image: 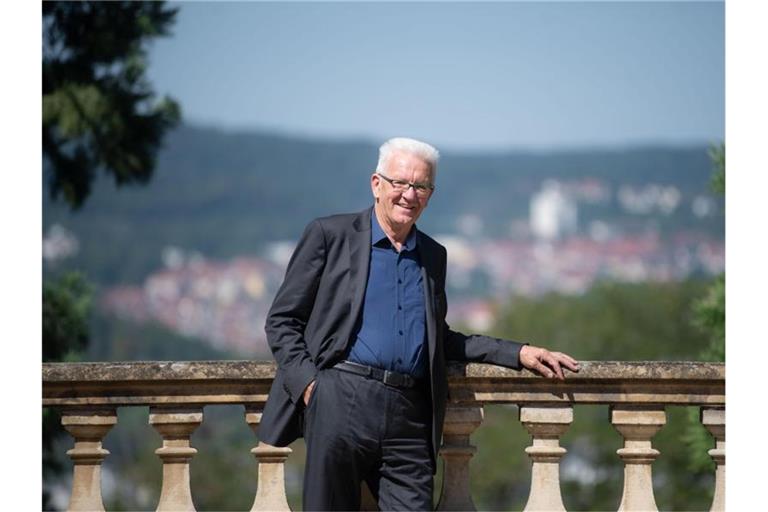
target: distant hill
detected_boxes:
[43,124,723,286]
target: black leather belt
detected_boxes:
[332,360,419,389]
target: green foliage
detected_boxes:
[708,143,725,195]
[188,406,257,510]
[88,310,245,362]
[470,405,532,510]
[43,272,92,362]
[681,406,716,475]
[682,144,725,474]
[95,405,259,511]
[43,1,180,209]
[490,279,710,361]
[692,274,725,362]
[42,407,65,511]
[682,273,724,472]
[651,406,714,510]
[42,272,93,509]
[697,143,725,362]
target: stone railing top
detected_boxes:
[42,360,724,408]
[452,360,724,380]
[42,360,724,382]
[43,360,278,382]
[448,360,724,407]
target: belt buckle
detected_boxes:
[382,370,398,387]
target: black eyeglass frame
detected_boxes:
[376,172,435,195]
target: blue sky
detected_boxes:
[146,1,724,151]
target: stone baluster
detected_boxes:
[61,408,118,512]
[520,405,573,512]
[701,407,725,511]
[436,405,484,511]
[150,406,203,511]
[610,405,666,511]
[244,406,292,511]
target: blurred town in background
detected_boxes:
[44,138,724,357]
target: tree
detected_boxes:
[43,272,92,362]
[42,3,180,508]
[682,143,725,473]
[708,143,725,196]
[43,1,180,210]
[42,272,92,509]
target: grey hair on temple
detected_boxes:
[376,137,440,178]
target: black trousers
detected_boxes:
[302,367,434,511]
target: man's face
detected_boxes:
[371,150,434,231]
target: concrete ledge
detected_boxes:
[454,360,725,380]
[42,360,724,408]
[43,360,278,382]
[43,360,724,382]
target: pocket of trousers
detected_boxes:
[306,373,321,412]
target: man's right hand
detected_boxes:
[519,345,579,380]
[303,380,316,406]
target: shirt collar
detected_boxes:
[371,209,418,251]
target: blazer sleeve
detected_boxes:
[265,219,327,404]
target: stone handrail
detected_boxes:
[42,361,725,511]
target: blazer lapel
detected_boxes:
[347,208,372,336]
[418,230,440,367]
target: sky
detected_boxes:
[146,0,725,151]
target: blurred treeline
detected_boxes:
[44,123,724,287]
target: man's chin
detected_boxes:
[395,206,418,218]
[395,213,419,227]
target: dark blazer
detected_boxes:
[258,207,524,465]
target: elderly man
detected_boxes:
[258,137,579,511]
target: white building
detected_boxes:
[530,180,578,241]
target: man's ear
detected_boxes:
[371,172,381,200]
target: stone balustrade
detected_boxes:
[43,361,724,511]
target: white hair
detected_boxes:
[376,137,440,179]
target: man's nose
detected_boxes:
[401,184,418,200]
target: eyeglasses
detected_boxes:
[376,173,434,196]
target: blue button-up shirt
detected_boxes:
[347,212,428,378]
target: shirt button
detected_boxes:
[398,305,402,310]
[399,330,403,335]
[398,279,402,284]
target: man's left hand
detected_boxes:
[519,345,580,380]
